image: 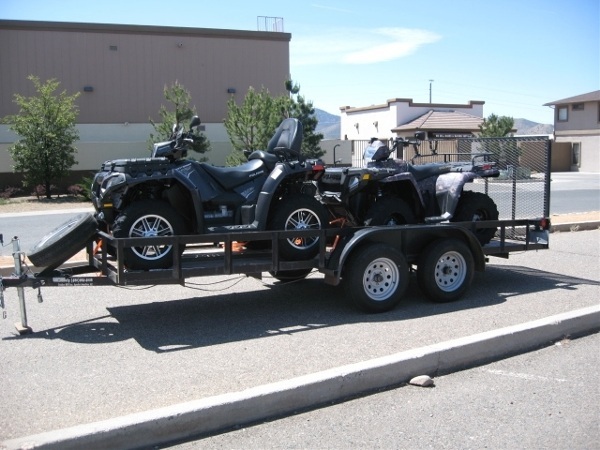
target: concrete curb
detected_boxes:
[551,221,600,233]
[4,304,599,450]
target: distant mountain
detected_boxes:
[513,118,553,136]
[313,110,553,139]
[315,109,341,140]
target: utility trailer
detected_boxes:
[0,218,549,334]
[1,136,551,334]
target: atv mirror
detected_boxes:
[189,116,201,129]
[414,131,426,141]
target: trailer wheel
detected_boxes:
[364,197,417,226]
[269,194,328,261]
[269,268,312,282]
[451,191,499,245]
[112,200,187,270]
[417,238,474,303]
[28,213,98,269]
[344,244,409,313]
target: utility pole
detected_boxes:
[429,79,434,103]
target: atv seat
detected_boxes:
[248,150,279,171]
[267,118,303,159]
[202,158,266,190]
[408,163,451,181]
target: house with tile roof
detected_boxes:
[340,98,485,142]
[543,90,600,172]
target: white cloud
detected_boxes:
[291,27,441,66]
[343,28,441,64]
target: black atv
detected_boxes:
[317,132,500,245]
[90,116,330,270]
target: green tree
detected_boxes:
[283,80,324,159]
[148,81,210,157]
[223,80,324,166]
[478,113,515,137]
[2,76,80,198]
[223,86,284,165]
[478,114,518,170]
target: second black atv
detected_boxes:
[317,133,500,245]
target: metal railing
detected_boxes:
[257,16,284,32]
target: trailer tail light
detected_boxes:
[539,217,550,230]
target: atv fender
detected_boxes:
[435,172,477,218]
[252,163,303,229]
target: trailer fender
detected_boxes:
[329,225,485,285]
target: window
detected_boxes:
[572,103,584,111]
[558,106,568,121]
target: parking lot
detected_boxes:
[1,226,598,446]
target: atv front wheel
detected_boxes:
[112,201,187,270]
[451,191,499,245]
[364,197,417,226]
[269,194,328,261]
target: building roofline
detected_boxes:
[543,90,600,106]
[340,98,485,113]
[0,19,291,41]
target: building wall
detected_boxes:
[0,20,291,187]
[551,98,600,172]
[0,21,291,124]
[554,134,600,172]
[553,100,600,132]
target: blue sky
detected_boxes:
[1,0,598,124]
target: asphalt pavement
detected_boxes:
[1,226,599,449]
[175,332,600,449]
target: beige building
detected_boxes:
[544,90,600,172]
[0,20,291,187]
[340,98,485,141]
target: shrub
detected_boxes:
[0,186,23,199]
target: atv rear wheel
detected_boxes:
[269,194,328,261]
[112,200,187,270]
[451,191,499,245]
[364,197,417,226]
[28,213,98,269]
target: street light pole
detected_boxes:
[429,79,434,103]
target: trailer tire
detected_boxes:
[269,268,312,282]
[451,191,499,245]
[364,197,417,226]
[269,194,328,261]
[112,200,187,270]
[28,213,98,269]
[344,244,409,313]
[417,238,474,303]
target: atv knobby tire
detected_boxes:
[451,191,499,245]
[112,200,187,271]
[364,197,417,226]
[269,194,328,261]
[28,213,98,269]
